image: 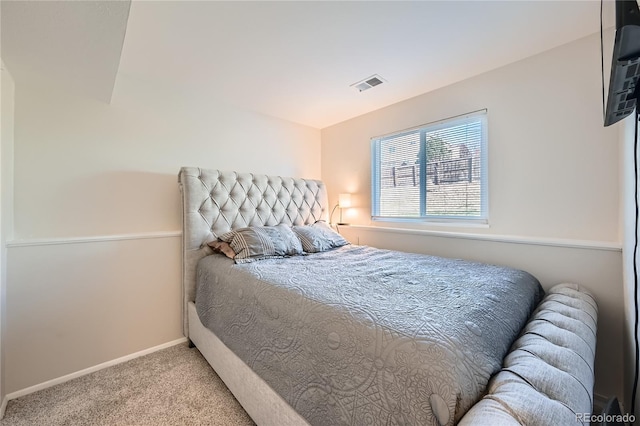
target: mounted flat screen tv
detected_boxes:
[604,0,640,126]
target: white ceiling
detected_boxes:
[1,0,131,103]
[2,1,614,129]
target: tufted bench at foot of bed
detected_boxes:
[458,283,598,426]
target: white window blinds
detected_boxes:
[371,110,488,222]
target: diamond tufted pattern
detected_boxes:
[458,283,597,426]
[178,167,328,336]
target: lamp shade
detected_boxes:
[338,193,352,208]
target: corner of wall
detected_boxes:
[0,58,16,416]
[621,114,639,414]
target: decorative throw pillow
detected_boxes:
[292,221,349,253]
[219,224,304,263]
[207,240,236,259]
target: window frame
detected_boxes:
[371,110,489,224]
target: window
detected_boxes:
[371,110,487,223]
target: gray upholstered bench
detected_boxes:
[458,283,598,426]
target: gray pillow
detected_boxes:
[219,224,303,263]
[292,221,349,253]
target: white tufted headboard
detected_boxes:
[178,167,328,337]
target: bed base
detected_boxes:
[187,302,309,426]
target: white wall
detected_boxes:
[322,32,618,242]
[322,32,624,401]
[1,60,15,414]
[14,74,320,239]
[622,112,638,416]
[6,73,321,394]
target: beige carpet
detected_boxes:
[0,343,255,426]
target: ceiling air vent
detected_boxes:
[351,74,386,92]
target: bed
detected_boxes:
[178,167,595,426]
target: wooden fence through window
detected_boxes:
[383,157,474,188]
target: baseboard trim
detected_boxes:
[0,395,8,419]
[6,337,187,402]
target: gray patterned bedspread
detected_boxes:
[195,245,543,426]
